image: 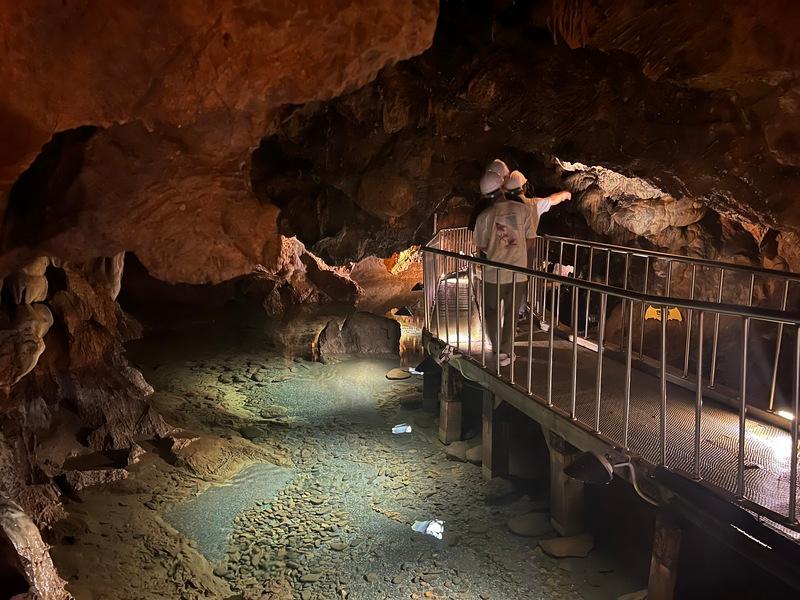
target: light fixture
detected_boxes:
[411,282,424,292]
[563,451,660,506]
[394,306,414,317]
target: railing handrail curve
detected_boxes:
[422,243,800,326]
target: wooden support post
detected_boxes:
[647,512,683,600]
[482,389,510,480]
[546,432,585,536]
[438,364,462,443]
[422,358,442,414]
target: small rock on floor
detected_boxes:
[444,441,468,462]
[539,533,594,558]
[465,444,482,465]
[617,590,647,600]
[507,512,552,537]
[386,368,411,380]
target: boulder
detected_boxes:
[507,512,552,537]
[64,468,129,491]
[317,311,401,362]
[386,368,411,380]
[539,533,594,558]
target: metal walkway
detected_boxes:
[421,228,800,540]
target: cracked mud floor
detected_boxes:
[49,323,644,600]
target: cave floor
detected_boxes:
[49,324,643,600]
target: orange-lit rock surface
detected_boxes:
[0,0,438,283]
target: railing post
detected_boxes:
[467,262,473,355]
[639,256,650,358]
[594,291,607,433]
[570,286,578,419]
[556,242,564,326]
[510,272,517,384]
[623,300,634,449]
[547,280,556,406]
[584,247,594,338]
[682,264,697,378]
[495,271,501,375]
[527,275,534,395]
[710,269,725,388]
[737,317,750,498]
[481,265,486,367]
[791,326,799,523]
[620,252,630,348]
[769,280,790,411]
[660,304,668,465]
[693,311,704,480]
[455,254,461,351]
[443,255,450,345]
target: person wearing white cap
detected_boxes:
[473,170,531,367]
[486,158,510,182]
[502,170,571,240]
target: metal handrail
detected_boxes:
[422,228,800,529]
[424,245,800,325]
[541,234,800,284]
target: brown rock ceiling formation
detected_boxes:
[1,0,800,595]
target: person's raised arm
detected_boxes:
[543,190,571,206]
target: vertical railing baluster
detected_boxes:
[660,305,668,465]
[423,253,430,332]
[737,317,750,498]
[443,255,450,344]
[594,291,607,434]
[481,265,486,367]
[510,272,517,384]
[769,280,791,411]
[620,252,630,349]
[547,280,556,406]
[435,255,441,338]
[496,269,501,375]
[790,326,799,523]
[541,239,550,318]
[455,254,460,351]
[584,247,593,338]
[555,242,564,326]
[694,311,704,480]
[527,275,534,395]
[683,264,697,378]
[467,262,473,355]
[623,300,634,449]
[639,256,650,358]
[710,269,725,388]
[570,286,578,420]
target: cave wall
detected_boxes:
[0,0,438,284]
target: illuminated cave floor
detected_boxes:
[50,325,643,600]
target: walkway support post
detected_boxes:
[647,512,683,600]
[438,364,462,444]
[545,431,585,536]
[482,389,510,480]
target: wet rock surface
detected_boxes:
[48,324,641,599]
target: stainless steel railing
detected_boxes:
[422,227,800,528]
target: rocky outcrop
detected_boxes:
[0,496,70,600]
[317,312,401,362]
[0,1,439,284]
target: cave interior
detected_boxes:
[1,1,800,599]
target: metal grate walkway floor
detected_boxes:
[448,329,800,532]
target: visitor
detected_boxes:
[469,159,510,231]
[473,170,531,367]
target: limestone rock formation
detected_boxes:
[0,497,70,600]
[317,312,401,362]
[0,1,438,284]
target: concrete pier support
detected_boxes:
[482,389,510,480]
[546,432,585,536]
[647,512,683,600]
[438,364,462,443]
